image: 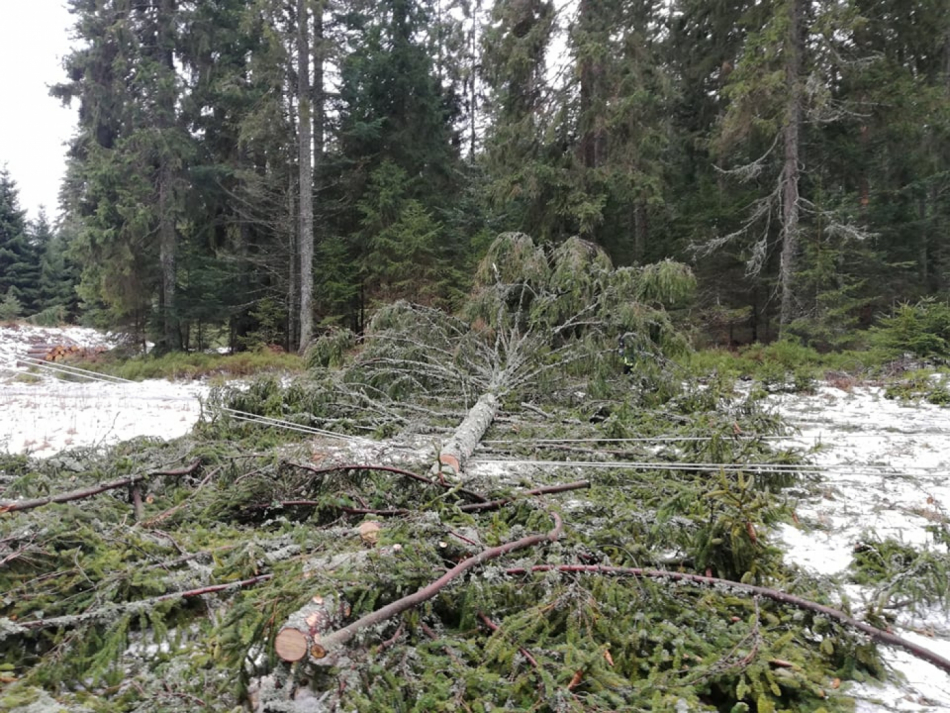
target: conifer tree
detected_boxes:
[0,167,40,315]
[55,0,190,348]
[330,0,464,321]
[34,210,80,321]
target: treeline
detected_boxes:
[2,0,949,352]
[0,168,80,324]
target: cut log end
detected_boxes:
[274,627,309,662]
[438,453,461,476]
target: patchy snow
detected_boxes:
[2,324,949,709]
[0,324,205,457]
[771,384,950,711]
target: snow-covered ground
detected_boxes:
[0,324,205,457]
[1,324,948,709]
[773,385,950,711]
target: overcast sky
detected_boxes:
[0,2,76,224]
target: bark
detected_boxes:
[633,202,648,263]
[277,512,562,664]
[297,0,314,353]
[274,594,348,662]
[436,392,499,476]
[577,0,606,173]
[157,0,181,351]
[778,0,804,329]
[0,460,201,514]
[509,565,950,676]
[458,480,590,512]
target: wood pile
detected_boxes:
[21,342,109,364]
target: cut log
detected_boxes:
[274,594,349,662]
[291,512,562,666]
[435,392,498,477]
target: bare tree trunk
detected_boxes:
[158,0,181,351]
[436,392,499,476]
[633,202,648,263]
[778,0,804,330]
[297,0,314,353]
[469,0,482,159]
[577,0,608,184]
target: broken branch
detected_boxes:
[287,462,488,503]
[459,481,591,513]
[0,459,202,514]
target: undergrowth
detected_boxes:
[66,348,304,382]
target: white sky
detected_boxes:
[0,1,76,224]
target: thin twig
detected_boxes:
[458,481,590,513]
[478,612,540,669]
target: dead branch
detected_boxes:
[507,565,950,676]
[0,459,202,514]
[286,462,489,503]
[278,512,563,665]
[458,481,590,513]
[6,574,271,634]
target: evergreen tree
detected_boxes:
[0,167,40,315]
[480,0,558,241]
[328,0,465,323]
[34,210,81,321]
[55,0,191,349]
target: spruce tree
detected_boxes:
[0,167,40,316]
[35,210,80,322]
[55,0,189,349]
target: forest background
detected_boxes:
[1,0,949,353]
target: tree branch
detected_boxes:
[281,512,563,664]
[0,459,202,514]
[286,462,489,503]
[507,564,950,676]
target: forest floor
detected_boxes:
[1,324,949,711]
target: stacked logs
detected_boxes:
[21,342,108,364]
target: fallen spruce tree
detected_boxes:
[3,235,947,711]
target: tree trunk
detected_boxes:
[158,0,181,351]
[297,0,314,353]
[436,392,499,476]
[778,0,804,330]
[577,0,606,174]
[633,202,648,263]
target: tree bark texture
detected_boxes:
[778,0,804,329]
[158,0,181,350]
[297,0,315,353]
[436,392,499,476]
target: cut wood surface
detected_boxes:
[274,594,349,662]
